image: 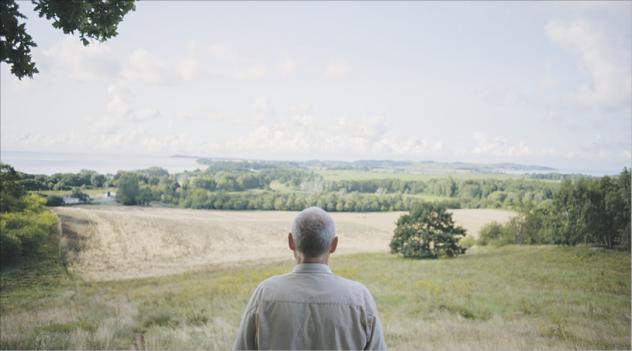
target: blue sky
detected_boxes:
[1,1,630,172]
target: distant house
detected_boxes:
[91,191,116,204]
[62,197,81,205]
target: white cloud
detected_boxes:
[90,82,164,137]
[42,37,121,81]
[278,54,297,76]
[3,128,219,156]
[206,44,267,80]
[546,19,631,109]
[466,132,555,158]
[41,38,269,84]
[254,97,273,123]
[225,114,442,159]
[326,60,351,79]
[120,49,182,85]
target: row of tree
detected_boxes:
[114,177,552,212]
[115,173,461,211]
[16,163,559,211]
[478,169,630,249]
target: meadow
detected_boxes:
[0,206,629,350]
[1,244,629,350]
[316,169,530,181]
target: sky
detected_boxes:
[1,1,631,173]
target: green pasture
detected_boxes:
[35,187,117,198]
[317,169,537,182]
[1,246,629,350]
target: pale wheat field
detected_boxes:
[53,206,514,281]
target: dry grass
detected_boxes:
[2,246,629,350]
[6,207,625,350]
[52,206,514,281]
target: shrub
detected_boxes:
[71,188,89,203]
[0,195,58,264]
[390,203,467,259]
[460,236,477,249]
[0,164,26,212]
[46,195,64,206]
[478,222,504,246]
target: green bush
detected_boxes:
[71,188,89,202]
[390,203,467,259]
[1,164,26,212]
[460,235,477,249]
[478,222,505,246]
[46,195,64,206]
[0,194,58,265]
[116,173,140,205]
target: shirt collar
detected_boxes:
[292,263,333,274]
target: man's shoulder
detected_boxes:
[260,270,368,292]
[332,274,371,294]
[332,275,376,305]
[254,269,375,307]
[256,272,292,289]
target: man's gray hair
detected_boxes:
[291,207,336,258]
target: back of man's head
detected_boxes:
[291,207,336,258]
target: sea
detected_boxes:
[0,150,204,175]
[0,150,622,176]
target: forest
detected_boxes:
[13,160,563,211]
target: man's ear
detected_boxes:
[288,232,295,251]
[329,236,338,254]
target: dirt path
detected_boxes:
[53,206,514,281]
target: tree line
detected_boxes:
[15,164,559,211]
[113,171,459,211]
[478,169,630,250]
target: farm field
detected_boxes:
[51,206,514,281]
[316,169,554,181]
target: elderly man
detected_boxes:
[233,207,386,350]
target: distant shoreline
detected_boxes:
[1,150,624,177]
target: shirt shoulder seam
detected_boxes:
[260,299,369,309]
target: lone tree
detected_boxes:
[116,172,139,205]
[1,0,135,79]
[390,203,467,259]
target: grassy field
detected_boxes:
[1,245,629,350]
[35,187,117,197]
[316,169,541,181]
[50,206,514,280]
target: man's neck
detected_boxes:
[296,255,329,265]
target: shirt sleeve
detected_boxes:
[233,284,263,350]
[364,292,386,350]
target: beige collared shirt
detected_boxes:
[233,264,386,350]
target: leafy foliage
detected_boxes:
[547,171,631,248]
[0,1,38,78]
[71,188,89,203]
[1,163,27,212]
[45,195,64,206]
[390,203,467,259]
[478,222,505,246]
[0,192,58,265]
[116,172,140,205]
[14,161,559,211]
[479,169,631,250]
[0,0,135,79]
